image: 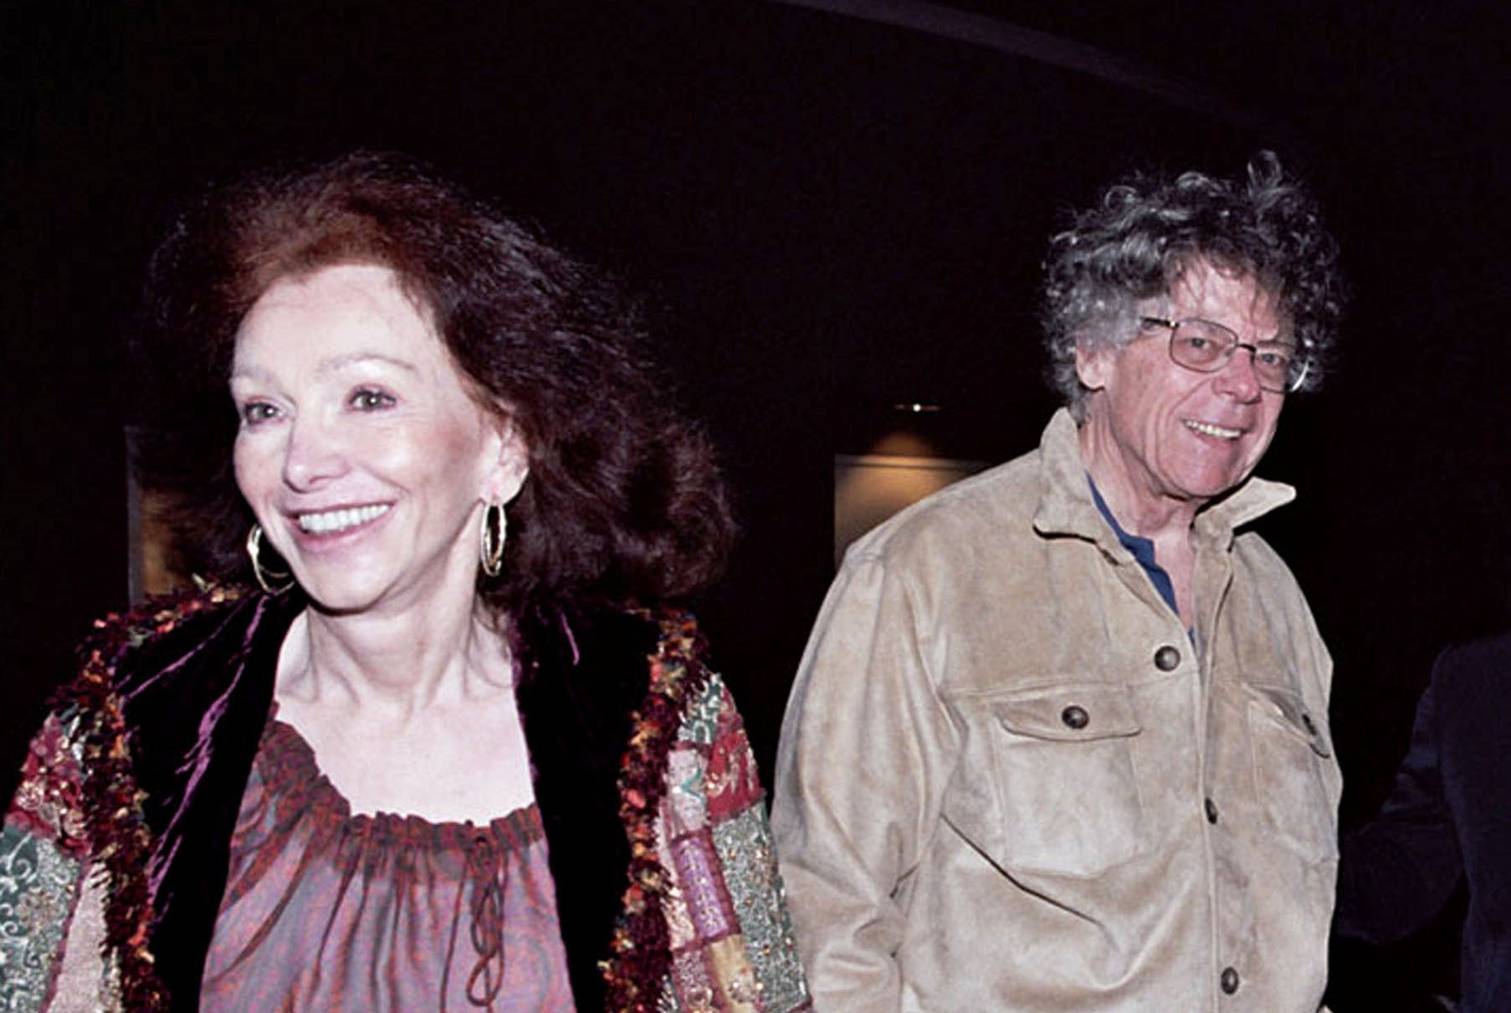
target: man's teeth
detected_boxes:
[1184,419,1241,440]
[298,504,390,534]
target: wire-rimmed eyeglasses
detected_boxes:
[1139,317,1310,394]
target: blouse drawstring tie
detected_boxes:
[465,830,507,1008]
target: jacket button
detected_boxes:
[1204,797,1219,824]
[1060,705,1089,730]
[1154,645,1181,671]
[1220,966,1240,994]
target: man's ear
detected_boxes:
[481,417,530,506]
[1074,339,1112,392]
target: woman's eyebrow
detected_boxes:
[317,351,419,375]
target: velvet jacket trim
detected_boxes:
[13,584,739,1011]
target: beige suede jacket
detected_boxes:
[772,410,1341,1011]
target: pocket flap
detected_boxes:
[993,684,1142,742]
[1246,683,1332,758]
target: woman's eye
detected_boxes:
[240,401,279,425]
[350,388,396,411]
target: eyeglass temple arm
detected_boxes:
[1288,356,1311,393]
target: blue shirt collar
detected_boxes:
[1087,476,1180,618]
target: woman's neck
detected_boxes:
[276,594,512,719]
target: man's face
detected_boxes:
[1077,260,1287,511]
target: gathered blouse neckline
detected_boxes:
[257,712,542,847]
[200,705,575,1011]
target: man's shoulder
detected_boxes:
[842,448,1043,568]
[1437,630,1511,666]
[1226,531,1330,649]
[1230,527,1305,587]
[1421,634,1511,766]
[1431,632,1511,697]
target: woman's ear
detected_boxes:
[482,417,530,506]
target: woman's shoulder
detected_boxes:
[616,604,723,786]
[640,606,711,691]
[56,583,284,733]
[597,604,736,741]
[73,583,256,676]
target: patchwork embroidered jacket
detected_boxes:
[0,585,809,1012]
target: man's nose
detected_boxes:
[1213,343,1264,402]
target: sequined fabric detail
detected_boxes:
[606,612,805,1011]
[670,832,737,941]
[676,681,724,747]
[7,713,90,847]
[658,863,698,952]
[68,585,235,1010]
[711,808,806,1012]
[669,947,719,1013]
[0,707,99,1011]
[604,612,712,1010]
[705,936,760,1010]
[654,976,684,1013]
[701,687,762,823]
[655,675,810,1011]
[664,750,709,837]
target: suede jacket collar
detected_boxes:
[1031,408,1296,558]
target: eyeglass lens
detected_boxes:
[1168,320,1295,392]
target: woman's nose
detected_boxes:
[281,416,348,490]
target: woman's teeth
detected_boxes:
[297,504,390,534]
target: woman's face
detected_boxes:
[230,263,527,614]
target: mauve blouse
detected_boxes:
[199,717,575,1011]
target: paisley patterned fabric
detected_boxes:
[0,711,99,1010]
[0,811,88,1009]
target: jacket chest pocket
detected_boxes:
[983,683,1147,878]
[1245,684,1338,862]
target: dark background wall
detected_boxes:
[5,2,1508,1006]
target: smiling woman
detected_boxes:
[229,264,524,620]
[0,154,809,1012]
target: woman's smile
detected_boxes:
[293,502,392,536]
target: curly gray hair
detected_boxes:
[1041,152,1346,419]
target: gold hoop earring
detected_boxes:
[479,502,506,577]
[246,524,292,594]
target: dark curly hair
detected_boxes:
[134,151,734,617]
[1041,151,1346,420]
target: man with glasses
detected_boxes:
[773,153,1348,1009]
